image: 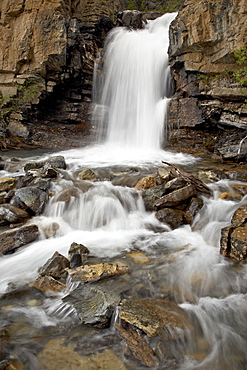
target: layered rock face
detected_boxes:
[0,0,121,149]
[168,0,247,160]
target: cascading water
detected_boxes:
[0,13,247,370]
[93,14,175,149]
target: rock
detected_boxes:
[0,327,10,359]
[67,263,129,283]
[0,224,39,255]
[125,250,150,265]
[37,338,127,370]
[118,10,143,29]
[38,251,70,279]
[63,283,121,328]
[134,176,157,191]
[164,177,188,192]
[78,168,97,181]
[42,222,60,238]
[55,188,79,203]
[24,156,66,172]
[33,276,66,292]
[155,184,197,210]
[68,242,90,267]
[186,197,203,219]
[119,298,190,338]
[220,207,247,262]
[0,204,30,224]
[0,191,7,204]
[157,167,172,184]
[0,177,16,192]
[116,321,158,368]
[13,186,48,215]
[142,185,166,211]
[155,208,186,229]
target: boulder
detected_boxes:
[24,156,66,172]
[164,177,188,192]
[68,242,90,267]
[0,224,39,255]
[116,321,158,368]
[134,176,157,191]
[33,276,66,292]
[119,298,190,338]
[142,185,166,211]
[13,186,48,215]
[155,208,186,229]
[0,177,16,192]
[67,263,129,283]
[38,251,70,279]
[78,168,97,181]
[55,188,79,203]
[63,283,121,328]
[0,203,30,224]
[154,184,197,210]
[220,207,247,262]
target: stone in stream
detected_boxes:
[24,156,66,172]
[78,168,97,181]
[68,242,90,268]
[0,203,30,224]
[0,224,39,255]
[154,184,197,210]
[38,251,70,279]
[33,276,66,292]
[119,298,191,338]
[67,263,129,283]
[220,206,247,262]
[55,188,79,203]
[134,176,157,190]
[142,185,167,211]
[0,177,16,192]
[115,321,158,368]
[155,208,187,229]
[13,186,48,215]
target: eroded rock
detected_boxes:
[0,203,30,224]
[33,276,66,292]
[67,263,129,283]
[0,177,16,192]
[0,224,39,255]
[134,176,157,191]
[38,251,70,279]
[154,184,197,209]
[13,186,48,215]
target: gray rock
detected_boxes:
[38,251,70,279]
[155,208,186,229]
[142,185,166,211]
[0,204,30,224]
[0,224,39,255]
[13,186,48,215]
[154,184,197,210]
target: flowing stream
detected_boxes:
[0,13,247,370]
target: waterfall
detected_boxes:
[92,13,177,150]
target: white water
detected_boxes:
[0,13,247,370]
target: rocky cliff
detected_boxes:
[168,0,247,160]
[0,0,122,149]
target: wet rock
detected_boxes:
[155,208,186,229]
[67,263,129,283]
[55,188,79,203]
[0,191,7,204]
[0,177,16,192]
[164,177,188,192]
[0,204,30,224]
[134,176,157,190]
[155,184,197,210]
[78,168,97,181]
[68,242,90,267]
[220,207,247,262]
[63,283,120,328]
[198,169,228,183]
[116,321,158,368]
[157,167,173,184]
[118,10,143,29]
[0,327,10,359]
[186,197,204,219]
[33,276,66,292]
[119,298,190,338]
[37,338,126,370]
[24,156,66,172]
[42,222,60,238]
[38,251,70,279]
[142,185,166,211]
[125,250,150,265]
[13,186,48,215]
[73,180,93,193]
[0,224,39,255]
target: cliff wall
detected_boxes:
[168,0,247,160]
[0,0,121,149]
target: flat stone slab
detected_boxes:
[67,263,129,283]
[0,224,39,254]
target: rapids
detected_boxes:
[0,12,247,370]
